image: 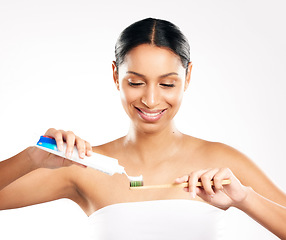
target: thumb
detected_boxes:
[175,175,189,183]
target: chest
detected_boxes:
[76,153,211,213]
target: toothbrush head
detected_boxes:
[130,180,144,188]
[129,175,144,188]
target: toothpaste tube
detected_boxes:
[36,135,125,175]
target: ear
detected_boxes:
[184,62,192,91]
[112,61,120,91]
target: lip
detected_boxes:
[134,107,167,122]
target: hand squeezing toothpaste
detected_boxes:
[36,136,143,187]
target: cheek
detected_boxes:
[163,88,184,107]
[120,87,141,106]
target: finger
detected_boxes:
[200,168,220,196]
[213,168,232,190]
[188,169,209,198]
[44,128,56,136]
[75,137,86,159]
[64,131,76,159]
[53,131,65,152]
[175,175,189,192]
[85,141,93,156]
[175,175,188,183]
[44,128,64,152]
[195,185,212,201]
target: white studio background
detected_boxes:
[0,0,285,239]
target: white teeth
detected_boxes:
[141,110,163,117]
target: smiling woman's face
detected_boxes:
[113,44,192,134]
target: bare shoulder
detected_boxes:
[199,140,252,167]
[183,135,254,166]
[194,139,263,180]
[183,134,247,162]
[91,137,124,158]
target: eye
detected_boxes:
[160,83,175,88]
[128,82,144,87]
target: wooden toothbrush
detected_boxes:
[130,179,231,190]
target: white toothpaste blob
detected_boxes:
[126,173,144,187]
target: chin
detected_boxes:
[134,120,172,135]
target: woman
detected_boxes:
[1,18,285,239]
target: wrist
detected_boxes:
[25,146,41,170]
[232,185,253,210]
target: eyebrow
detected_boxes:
[126,71,178,79]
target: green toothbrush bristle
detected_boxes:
[130,181,144,187]
[127,174,143,188]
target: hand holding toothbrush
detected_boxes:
[175,168,248,210]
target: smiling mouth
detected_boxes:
[134,107,167,122]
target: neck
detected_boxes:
[124,121,184,165]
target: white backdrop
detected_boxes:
[0,0,285,239]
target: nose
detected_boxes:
[141,85,160,109]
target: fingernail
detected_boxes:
[80,152,85,159]
[66,151,72,159]
[190,192,196,199]
[210,194,215,198]
[87,150,93,156]
[58,144,64,152]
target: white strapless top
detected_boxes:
[88,199,224,239]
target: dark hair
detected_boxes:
[115,18,190,70]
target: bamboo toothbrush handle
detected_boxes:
[130,179,231,190]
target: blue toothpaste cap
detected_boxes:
[37,136,58,151]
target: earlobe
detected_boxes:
[184,62,193,91]
[112,61,120,91]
